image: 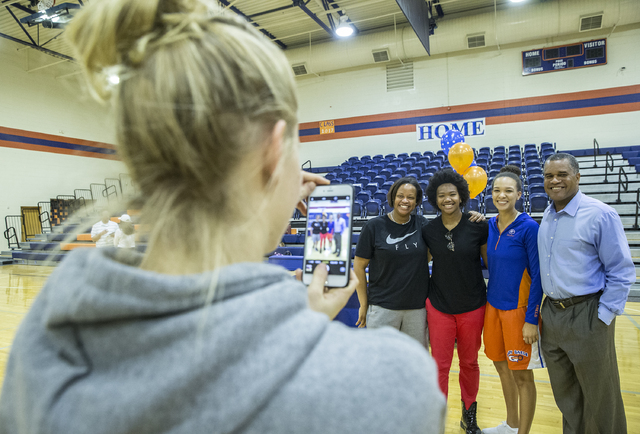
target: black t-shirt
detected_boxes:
[320,221,328,234]
[422,214,488,315]
[355,215,429,310]
[311,221,322,234]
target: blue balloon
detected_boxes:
[440,129,465,152]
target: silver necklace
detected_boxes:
[389,211,411,225]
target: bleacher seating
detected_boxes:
[365,199,383,217]
[310,142,559,219]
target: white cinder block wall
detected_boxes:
[293,26,640,167]
[0,39,125,218]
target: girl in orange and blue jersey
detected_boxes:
[483,166,544,434]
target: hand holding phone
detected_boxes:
[302,184,354,287]
[297,265,358,319]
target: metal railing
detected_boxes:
[593,138,600,168]
[90,183,108,208]
[616,166,628,204]
[39,210,51,233]
[37,201,52,233]
[3,227,19,250]
[603,152,615,183]
[634,188,640,229]
[74,188,93,200]
[103,185,118,201]
[4,215,22,249]
[71,197,87,215]
[105,178,122,199]
[73,189,94,214]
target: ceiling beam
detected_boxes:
[218,0,287,49]
[326,0,360,33]
[9,2,36,14]
[5,5,36,45]
[0,31,74,61]
[296,1,333,36]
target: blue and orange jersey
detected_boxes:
[486,213,543,325]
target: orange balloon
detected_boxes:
[447,142,474,173]
[463,166,488,199]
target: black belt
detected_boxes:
[548,291,602,310]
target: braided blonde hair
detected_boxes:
[66,0,298,273]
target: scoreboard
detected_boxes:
[522,38,607,76]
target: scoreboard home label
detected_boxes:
[522,38,606,76]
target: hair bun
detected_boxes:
[499,164,522,176]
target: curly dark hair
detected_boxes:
[425,169,470,210]
[387,177,423,208]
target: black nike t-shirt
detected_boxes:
[311,221,322,234]
[355,215,429,310]
[422,214,488,315]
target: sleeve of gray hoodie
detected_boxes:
[246,323,447,434]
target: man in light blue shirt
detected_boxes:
[538,153,635,434]
[333,213,348,256]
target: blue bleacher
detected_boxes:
[365,199,383,217]
[373,190,388,203]
[529,193,549,212]
[332,143,563,219]
[484,195,498,213]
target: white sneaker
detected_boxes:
[482,421,518,434]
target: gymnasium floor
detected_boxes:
[1,263,638,432]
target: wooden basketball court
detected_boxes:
[1,263,638,432]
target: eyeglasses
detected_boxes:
[444,231,454,251]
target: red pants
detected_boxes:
[426,299,485,408]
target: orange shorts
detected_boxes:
[483,303,544,370]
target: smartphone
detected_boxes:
[302,184,354,288]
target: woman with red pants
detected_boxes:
[422,169,488,434]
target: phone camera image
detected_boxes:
[303,194,351,276]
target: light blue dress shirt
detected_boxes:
[538,190,635,325]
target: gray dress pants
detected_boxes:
[540,296,626,434]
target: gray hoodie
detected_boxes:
[0,248,445,434]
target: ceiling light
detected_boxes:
[510,0,526,2]
[335,15,353,37]
[20,2,80,27]
[108,75,120,85]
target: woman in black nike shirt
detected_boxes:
[354,177,430,346]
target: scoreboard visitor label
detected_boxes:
[522,38,606,76]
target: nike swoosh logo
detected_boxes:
[386,231,417,245]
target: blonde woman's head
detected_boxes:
[67,0,300,272]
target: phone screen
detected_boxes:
[303,194,352,283]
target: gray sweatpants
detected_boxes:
[367,304,428,349]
